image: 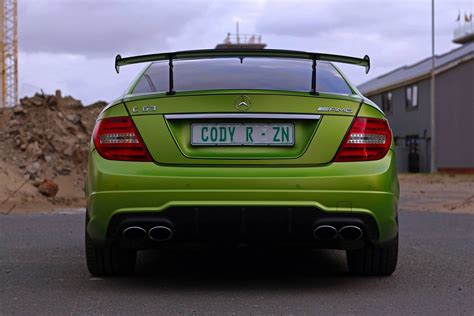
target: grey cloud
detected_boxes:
[256,1,430,39]
[254,0,467,82]
[20,0,212,56]
[18,0,470,103]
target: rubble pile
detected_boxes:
[0,90,107,199]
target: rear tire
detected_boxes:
[85,213,137,276]
[346,236,398,276]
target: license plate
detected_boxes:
[191,123,294,146]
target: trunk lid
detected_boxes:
[126,92,361,165]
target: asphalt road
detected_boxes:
[1,210,473,315]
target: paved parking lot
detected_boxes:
[1,210,473,315]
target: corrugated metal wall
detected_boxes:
[435,59,474,169]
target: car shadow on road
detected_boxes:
[106,246,361,292]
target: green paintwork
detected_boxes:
[97,102,128,119]
[124,92,358,165]
[86,149,398,245]
[87,69,397,247]
[122,90,363,106]
[123,91,362,114]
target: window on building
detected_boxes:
[412,85,418,107]
[405,84,418,109]
[381,91,392,113]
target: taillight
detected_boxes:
[334,117,392,162]
[92,117,152,161]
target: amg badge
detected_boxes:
[317,106,352,113]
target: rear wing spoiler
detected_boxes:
[115,48,370,95]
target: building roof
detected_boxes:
[358,42,474,95]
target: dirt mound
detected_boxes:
[0,91,106,212]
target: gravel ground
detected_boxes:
[399,173,474,214]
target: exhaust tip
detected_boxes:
[338,225,363,241]
[148,226,173,242]
[313,225,338,240]
[122,226,147,240]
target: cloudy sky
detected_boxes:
[19,0,473,104]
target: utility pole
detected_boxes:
[1,0,18,108]
[430,0,436,172]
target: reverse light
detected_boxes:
[335,117,392,162]
[92,117,152,161]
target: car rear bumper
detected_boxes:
[86,150,399,247]
[106,206,383,250]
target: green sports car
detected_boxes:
[85,49,399,276]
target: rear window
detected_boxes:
[132,58,353,95]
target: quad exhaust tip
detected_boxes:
[122,226,147,240]
[148,225,173,242]
[313,225,338,240]
[338,225,363,241]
